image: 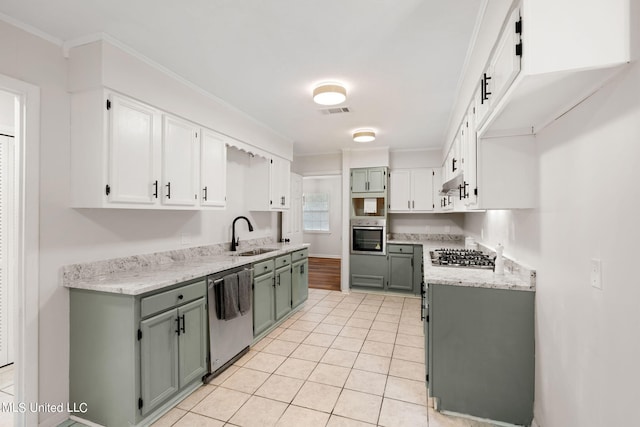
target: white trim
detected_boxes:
[0,74,40,427]
[293,150,342,157]
[389,147,442,154]
[301,174,341,179]
[0,12,63,47]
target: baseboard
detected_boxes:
[309,253,341,259]
[38,412,69,427]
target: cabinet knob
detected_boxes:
[178,294,184,300]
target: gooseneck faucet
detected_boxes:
[231,216,254,251]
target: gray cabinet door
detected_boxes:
[253,272,275,337]
[275,265,292,321]
[367,167,386,192]
[388,253,413,291]
[351,169,368,192]
[140,308,179,415]
[350,254,386,289]
[178,297,207,388]
[291,259,308,309]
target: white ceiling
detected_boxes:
[0,0,483,156]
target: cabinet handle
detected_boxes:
[408,200,410,209]
[301,264,305,274]
[482,73,492,104]
[459,184,464,200]
[452,158,457,172]
[272,277,276,288]
[180,314,186,334]
[153,180,158,199]
[203,186,208,201]
[175,317,181,336]
[166,182,171,199]
[412,200,415,209]
[463,181,469,199]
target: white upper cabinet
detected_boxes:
[271,157,291,210]
[245,155,291,211]
[161,115,199,207]
[107,94,162,205]
[389,168,435,213]
[199,129,227,208]
[71,90,229,210]
[478,0,629,137]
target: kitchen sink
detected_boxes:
[235,248,277,257]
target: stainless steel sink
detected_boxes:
[235,248,277,257]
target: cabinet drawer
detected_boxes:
[352,274,385,289]
[275,254,291,268]
[292,248,308,262]
[253,259,275,277]
[388,244,414,254]
[141,280,206,318]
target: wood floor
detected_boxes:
[308,257,341,291]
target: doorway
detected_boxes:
[0,75,40,427]
[0,90,17,424]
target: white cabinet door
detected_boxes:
[389,170,411,212]
[282,173,303,244]
[108,95,161,205]
[411,169,434,212]
[464,104,478,208]
[200,129,227,208]
[488,7,521,109]
[270,157,290,210]
[162,115,199,207]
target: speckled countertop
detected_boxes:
[62,242,310,296]
[387,237,535,292]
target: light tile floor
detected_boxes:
[145,288,499,427]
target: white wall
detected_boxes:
[389,213,464,235]
[293,152,341,175]
[302,176,342,258]
[389,148,442,169]
[0,20,282,425]
[464,57,640,427]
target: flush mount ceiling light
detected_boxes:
[312,83,347,105]
[353,129,376,143]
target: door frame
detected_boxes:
[0,74,40,427]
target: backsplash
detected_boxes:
[387,233,464,242]
[476,242,537,288]
[62,237,275,283]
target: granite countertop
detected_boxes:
[387,237,535,292]
[63,242,310,296]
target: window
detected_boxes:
[303,192,330,232]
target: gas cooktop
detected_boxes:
[430,249,495,270]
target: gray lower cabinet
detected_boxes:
[351,244,423,294]
[291,255,309,309]
[274,255,292,321]
[427,284,534,425]
[350,253,387,289]
[252,258,276,337]
[70,278,208,426]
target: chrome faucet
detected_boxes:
[231,216,254,251]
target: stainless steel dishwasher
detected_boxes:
[204,265,253,381]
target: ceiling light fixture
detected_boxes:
[313,83,347,105]
[353,129,376,143]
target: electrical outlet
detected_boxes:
[590,259,602,290]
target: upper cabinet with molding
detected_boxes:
[70,90,227,210]
[389,168,436,213]
[478,0,629,138]
[245,155,291,211]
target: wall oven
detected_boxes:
[351,219,386,255]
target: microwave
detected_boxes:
[351,219,386,255]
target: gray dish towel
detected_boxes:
[222,272,240,320]
[237,270,252,314]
